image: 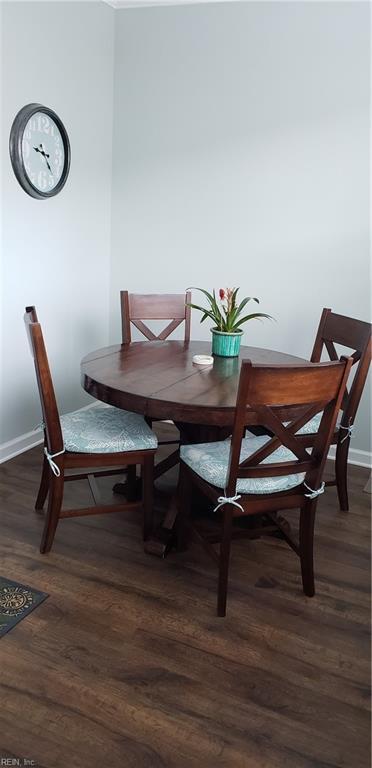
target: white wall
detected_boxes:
[110,1,371,455]
[0,1,114,445]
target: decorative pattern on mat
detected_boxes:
[0,577,48,638]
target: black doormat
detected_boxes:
[0,576,48,638]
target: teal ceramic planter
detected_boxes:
[211,329,243,357]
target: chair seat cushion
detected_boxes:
[291,411,342,435]
[61,404,157,453]
[180,435,305,495]
[295,413,322,435]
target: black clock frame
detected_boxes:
[9,103,71,200]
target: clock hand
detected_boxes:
[33,144,53,174]
[41,147,52,174]
[44,155,52,173]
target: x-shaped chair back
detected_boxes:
[121,291,191,344]
[225,359,352,500]
[310,308,371,429]
[24,305,63,457]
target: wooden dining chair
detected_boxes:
[297,309,371,511]
[119,290,191,481]
[120,291,191,344]
[25,306,157,553]
[177,357,352,616]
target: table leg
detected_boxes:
[143,495,179,557]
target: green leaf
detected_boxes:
[230,312,273,331]
[187,287,215,305]
[200,312,211,323]
[231,287,239,307]
[186,301,221,327]
[235,297,250,316]
[187,302,215,318]
[235,297,258,316]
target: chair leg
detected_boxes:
[112,464,140,499]
[35,453,50,510]
[142,455,154,541]
[176,463,192,552]
[299,502,316,597]
[335,437,349,512]
[217,507,234,617]
[40,474,64,554]
[126,464,139,501]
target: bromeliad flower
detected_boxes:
[187,287,272,333]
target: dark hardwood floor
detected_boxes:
[0,424,370,768]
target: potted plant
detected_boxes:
[188,287,272,357]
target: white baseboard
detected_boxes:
[328,445,371,469]
[0,402,99,465]
[0,429,44,464]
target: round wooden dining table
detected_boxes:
[81,339,305,427]
[81,340,307,555]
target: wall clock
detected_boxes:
[9,103,70,199]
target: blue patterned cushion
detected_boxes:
[294,413,322,435]
[181,435,305,495]
[60,404,157,453]
[289,411,342,435]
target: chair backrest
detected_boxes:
[24,306,63,454]
[225,358,352,498]
[120,291,191,343]
[311,308,372,427]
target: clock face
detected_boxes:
[9,103,70,199]
[22,111,65,193]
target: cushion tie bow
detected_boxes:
[44,447,65,477]
[304,481,325,499]
[214,492,244,513]
[339,420,354,444]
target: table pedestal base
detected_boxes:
[144,497,178,557]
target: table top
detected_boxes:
[81,340,307,427]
